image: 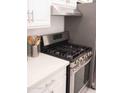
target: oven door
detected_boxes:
[70,60,90,93]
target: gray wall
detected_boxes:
[65,3,96,87]
[65,3,96,50]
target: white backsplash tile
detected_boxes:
[27,16,64,36]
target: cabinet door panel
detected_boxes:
[31,0,50,21]
[49,75,66,93]
[53,78,66,93]
[28,0,50,28]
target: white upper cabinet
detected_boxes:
[27,0,51,29]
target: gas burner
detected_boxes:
[41,43,92,61]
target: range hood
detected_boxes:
[51,3,82,16]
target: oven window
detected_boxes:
[74,67,85,93]
[84,62,90,84]
[74,62,90,93]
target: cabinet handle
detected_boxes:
[31,10,34,22]
[27,10,30,22]
[27,10,33,23]
[27,10,34,23]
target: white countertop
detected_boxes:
[27,53,69,87]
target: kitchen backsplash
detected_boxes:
[27,16,64,35]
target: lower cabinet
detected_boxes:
[49,75,66,93]
[52,81,66,93]
[28,68,66,93]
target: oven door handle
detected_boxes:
[71,58,91,74]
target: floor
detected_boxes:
[86,88,96,93]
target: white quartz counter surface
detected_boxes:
[27,53,69,87]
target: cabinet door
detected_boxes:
[28,0,50,29]
[49,75,66,93]
[46,68,66,93]
[53,78,66,93]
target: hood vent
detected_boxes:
[51,4,82,16]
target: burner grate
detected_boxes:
[41,43,91,61]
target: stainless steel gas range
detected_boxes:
[40,32,93,93]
